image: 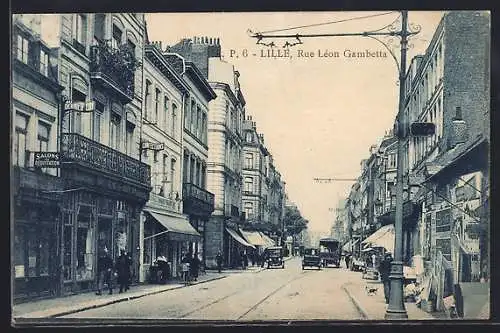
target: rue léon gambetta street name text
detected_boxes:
[228,48,387,60]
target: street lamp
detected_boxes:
[249,10,424,319]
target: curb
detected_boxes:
[341,283,369,320]
[17,275,228,319]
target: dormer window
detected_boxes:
[75,14,87,47]
[246,132,253,143]
[17,34,29,64]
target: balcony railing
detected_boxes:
[183,183,215,207]
[89,41,137,102]
[61,133,150,186]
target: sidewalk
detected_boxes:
[342,278,437,320]
[12,272,227,319]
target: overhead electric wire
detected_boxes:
[259,11,397,35]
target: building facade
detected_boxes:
[403,11,490,312]
[139,42,201,283]
[12,15,64,301]
[167,37,249,268]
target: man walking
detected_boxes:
[379,252,393,304]
[215,251,223,273]
[116,249,131,293]
[96,248,114,295]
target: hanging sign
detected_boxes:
[34,152,60,168]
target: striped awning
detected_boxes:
[226,228,255,249]
[239,229,267,246]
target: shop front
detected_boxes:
[225,226,255,268]
[59,133,151,294]
[141,210,201,282]
[13,167,63,302]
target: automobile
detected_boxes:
[319,238,341,267]
[350,257,365,272]
[302,247,321,270]
[265,246,285,269]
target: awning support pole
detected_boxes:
[143,230,169,240]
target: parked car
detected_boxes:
[302,248,321,270]
[265,246,285,269]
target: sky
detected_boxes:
[146,11,444,236]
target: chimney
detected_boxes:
[449,106,468,149]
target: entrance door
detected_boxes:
[461,253,472,282]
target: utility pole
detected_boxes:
[249,10,420,319]
[386,10,409,319]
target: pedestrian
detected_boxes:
[96,248,113,295]
[250,252,255,267]
[345,254,351,270]
[181,253,191,283]
[243,251,248,269]
[215,251,223,273]
[116,249,132,293]
[379,252,393,304]
[190,252,200,281]
[156,253,168,284]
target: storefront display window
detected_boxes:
[14,227,25,278]
[63,225,72,281]
[98,217,112,254]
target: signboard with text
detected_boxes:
[34,152,60,168]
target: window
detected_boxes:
[14,113,28,167]
[170,159,176,194]
[163,95,169,132]
[75,14,87,46]
[37,122,50,172]
[171,104,177,138]
[144,80,151,120]
[183,153,189,183]
[244,153,254,169]
[93,102,104,142]
[112,24,122,49]
[244,177,253,193]
[154,88,160,123]
[125,122,134,155]
[76,207,94,281]
[189,156,195,184]
[127,39,136,57]
[184,99,190,130]
[94,14,105,43]
[14,227,26,278]
[244,202,254,219]
[201,164,206,188]
[246,132,253,143]
[40,49,49,76]
[71,89,86,134]
[161,154,168,196]
[17,34,29,64]
[190,101,196,134]
[110,113,121,150]
[196,107,202,139]
[436,208,451,233]
[202,113,207,144]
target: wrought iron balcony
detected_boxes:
[183,183,215,210]
[61,133,150,186]
[89,41,137,103]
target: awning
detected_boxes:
[239,229,267,246]
[361,224,394,253]
[259,232,276,248]
[146,211,201,242]
[226,228,255,249]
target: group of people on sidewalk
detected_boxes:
[96,248,132,296]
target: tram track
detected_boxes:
[178,269,312,320]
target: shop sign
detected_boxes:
[34,152,60,168]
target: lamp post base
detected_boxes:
[384,260,408,320]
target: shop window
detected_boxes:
[115,212,128,255]
[14,227,26,278]
[76,206,94,281]
[63,225,72,281]
[98,217,112,256]
[39,231,50,276]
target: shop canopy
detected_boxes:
[361,224,394,253]
[259,232,276,248]
[146,210,201,242]
[226,228,256,249]
[342,238,360,252]
[239,229,267,246]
